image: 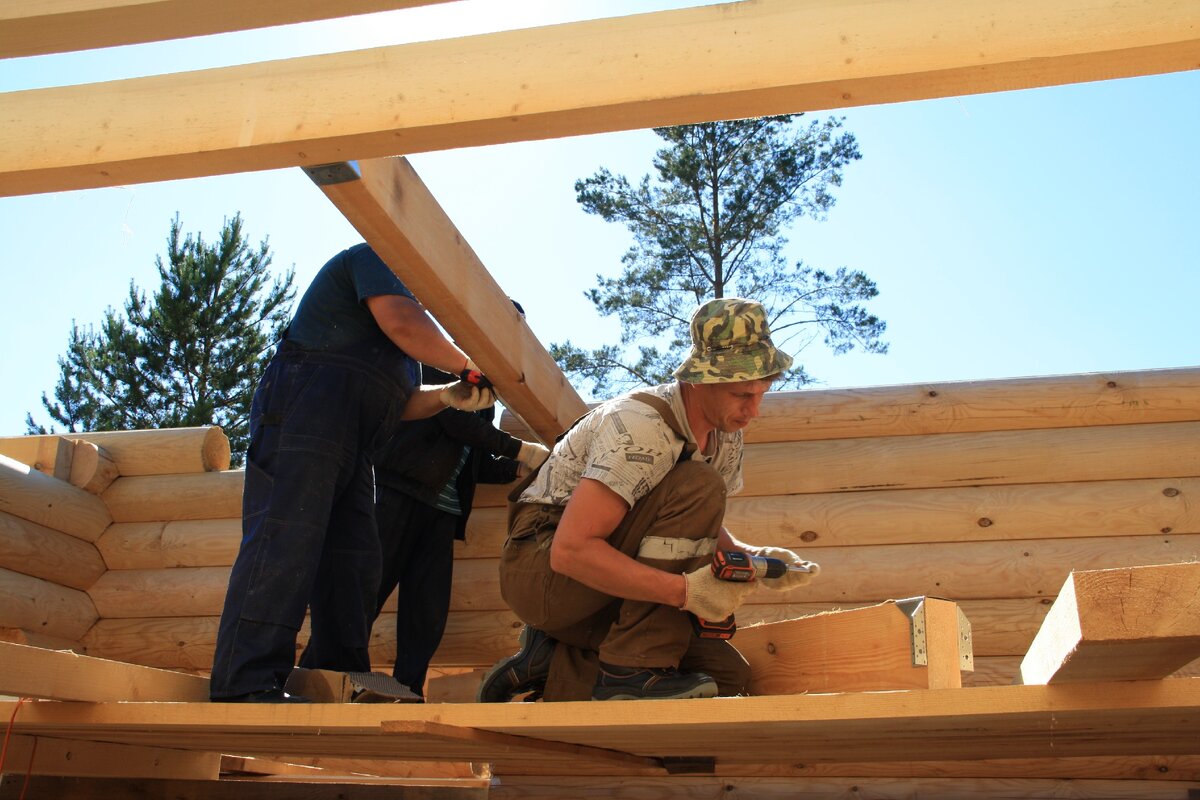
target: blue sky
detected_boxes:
[1,1,1197,434]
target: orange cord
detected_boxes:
[1,698,37,797]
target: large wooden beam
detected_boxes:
[0,509,106,590]
[4,680,1200,767]
[0,640,207,701]
[3,0,1198,196]
[310,157,586,441]
[101,470,243,522]
[0,453,112,540]
[1,736,220,781]
[0,1,454,59]
[1019,562,1200,685]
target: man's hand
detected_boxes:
[438,381,497,411]
[680,564,757,621]
[745,545,820,592]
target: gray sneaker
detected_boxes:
[592,663,718,701]
[476,626,556,702]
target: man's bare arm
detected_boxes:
[365,294,470,375]
[550,478,687,608]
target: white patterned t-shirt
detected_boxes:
[518,382,743,508]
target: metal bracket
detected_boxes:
[302,161,362,185]
[895,596,928,666]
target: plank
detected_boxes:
[0,775,486,799]
[1020,562,1200,685]
[0,453,112,540]
[739,420,1200,497]
[312,156,586,442]
[0,640,209,701]
[0,0,454,58]
[498,366,1200,444]
[465,476,1200,548]
[102,471,243,522]
[1,735,219,780]
[3,0,1198,195]
[0,509,106,589]
[3,680,1200,767]
[2,427,230,475]
[0,567,97,640]
[735,598,970,694]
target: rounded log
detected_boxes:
[0,453,111,541]
[15,426,231,476]
[0,510,106,590]
[0,566,97,640]
[102,471,242,522]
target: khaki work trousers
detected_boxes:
[499,460,751,701]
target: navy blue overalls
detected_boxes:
[209,336,412,699]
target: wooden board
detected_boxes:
[735,598,969,694]
[1,735,219,780]
[0,0,454,58]
[1020,562,1200,685]
[0,641,209,702]
[3,0,1198,195]
[313,156,586,442]
[4,680,1200,769]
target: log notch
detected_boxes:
[0,453,111,540]
[733,598,972,694]
[68,440,120,494]
[3,0,1199,195]
[1019,562,1200,684]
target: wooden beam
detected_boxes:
[0,775,485,799]
[501,366,1200,444]
[0,567,98,640]
[95,519,239,570]
[2,735,219,780]
[2,0,1198,196]
[3,427,231,476]
[735,598,972,695]
[0,453,112,541]
[0,1,455,59]
[0,509,106,590]
[3,680,1200,767]
[310,157,586,441]
[102,470,242,522]
[1019,562,1200,685]
[0,640,209,701]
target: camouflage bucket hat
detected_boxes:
[673,298,793,384]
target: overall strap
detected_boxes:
[629,391,697,463]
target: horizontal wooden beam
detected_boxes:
[1,736,219,780]
[0,509,106,590]
[101,470,243,522]
[1020,562,1200,685]
[310,157,586,441]
[2,0,1198,196]
[0,0,454,59]
[0,567,97,640]
[0,453,112,540]
[0,640,209,701]
[4,679,1200,768]
[1,427,231,476]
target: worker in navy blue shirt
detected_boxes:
[210,243,496,703]
[372,358,549,698]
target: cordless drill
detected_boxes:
[691,550,810,640]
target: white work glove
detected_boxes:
[680,565,757,622]
[743,545,820,592]
[438,381,497,412]
[516,440,551,471]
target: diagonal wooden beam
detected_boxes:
[308,158,586,442]
[2,0,1197,196]
[0,641,210,701]
[0,0,454,59]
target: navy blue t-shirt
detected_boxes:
[286,244,416,352]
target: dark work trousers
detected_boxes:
[209,341,410,699]
[499,459,751,701]
[372,486,458,696]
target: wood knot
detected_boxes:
[800,530,819,543]
[1163,487,1180,497]
[977,517,993,527]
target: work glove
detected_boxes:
[439,381,497,412]
[743,544,820,592]
[679,564,757,622]
[516,440,551,471]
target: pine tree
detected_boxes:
[552,115,887,398]
[27,214,295,466]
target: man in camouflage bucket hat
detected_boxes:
[478,297,820,703]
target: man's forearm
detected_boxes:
[400,386,449,420]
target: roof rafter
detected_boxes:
[2,0,1197,196]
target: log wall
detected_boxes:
[35,368,1196,690]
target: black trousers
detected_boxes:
[373,485,458,695]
